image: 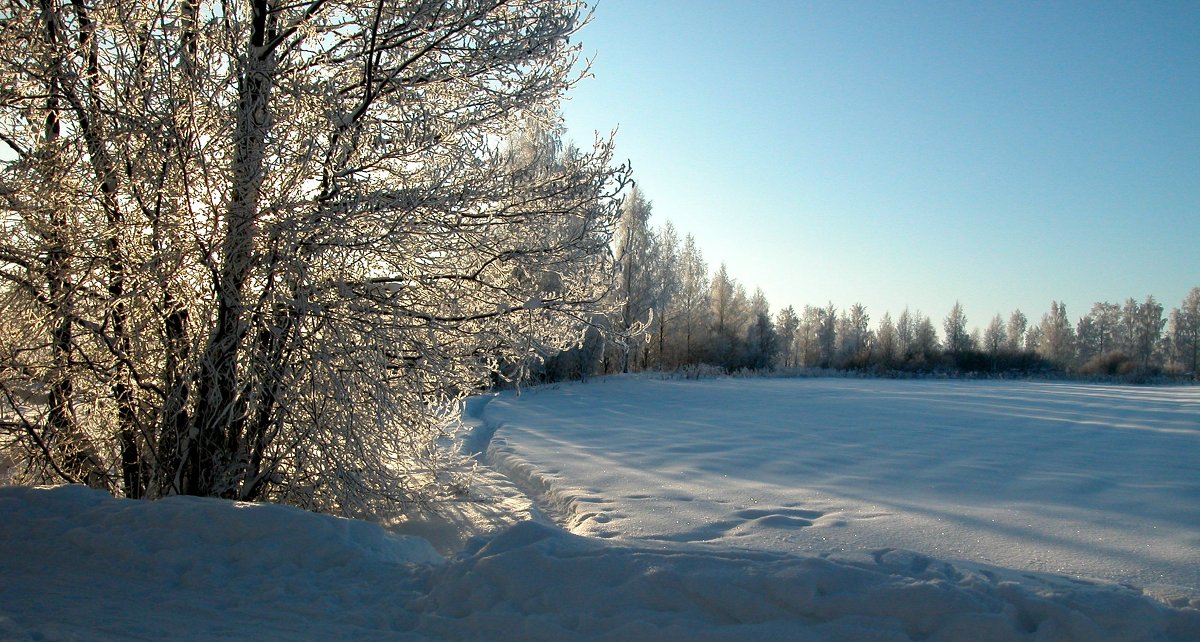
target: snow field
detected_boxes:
[2,377,1199,640]
[478,377,1200,597]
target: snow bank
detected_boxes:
[0,485,441,640]
[419,520,1199,641]
[3,484,1198,640]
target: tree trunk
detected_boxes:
[185,1,274,496]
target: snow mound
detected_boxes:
[0,485,441,640]
[420,520,1199,641]
[0,483,443,571]
[3,484,1198,640]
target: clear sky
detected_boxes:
[560,0,1199,330]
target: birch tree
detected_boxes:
[1006,310,1028,353]
[1037,301,1075,366]
[647,220,680,369]
[942,302,970,355]
[896,308,914,358]
[1170,288,1200,376]
[774,305,799,369]
[611,184,654,372]
[743,288,775,370]
[983,314,1006,356]
[875,312,898,367]
[836,303,869,367]
[0,0,627,514]
[675,235,708,363]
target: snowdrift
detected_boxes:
[2,484,1198,641]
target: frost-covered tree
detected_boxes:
[1131,296,1165,372]
[1075,315,1100,365]
[816,303,838,368]
[708,266,749,369]
[774,305,800,368]
[675,234,710,364]
[983,314,1006,356]
[1006,310,1028,353]
[646,221,681,370]
[942,302,970,355]
[611,185,656,372]
[875,313,898,366]
[910,312,939,363]
[896,308,915,357]
[797,305,822,367]
[743,289,776,370]
[836,303,870,367]
[1169,287,1200,376]
[0,0,627,514]
[1024,326,1043,353]
[1118,298,1140,357]
[1037,302,1075,366]
[1088,302,1122,357]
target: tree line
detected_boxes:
[530,187,1200,382]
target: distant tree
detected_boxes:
[942,302,971,355]
[910,312,939,363]
[1037,302,1075,366]
[612,186,657,372]
[676,235,710,364]
[983,314,1007,355]
[896,308,915,357]
[1166,308,1185,374]
[1170,288,1200,376]
[645,221,682,370]
[1024,326,1043,353]
[1119,298,1140,356]
[1075,301,1120,367]
[1075,315,1100,365]
[798,305,822,367]
[1091,302,1122,355]
[774,305,801,368]
[1131,296,1165,372]
[744,289,777,370]
[876,313,899,367]
[836,303,871,367]
[708,264,735,365]
[817,303,839,368]
[1006,310,1028,353]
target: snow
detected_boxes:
[3,377,1199,640]
[479,378,1200,597]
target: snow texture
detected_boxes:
[480,378,1200,597]
[2,377,1198,640]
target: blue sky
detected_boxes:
[560,0,1199,329]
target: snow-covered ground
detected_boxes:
[480,377,1200,596]
[2,377,1198,640]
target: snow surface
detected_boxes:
[2,377,1199,640]
[479,378,1200,598]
